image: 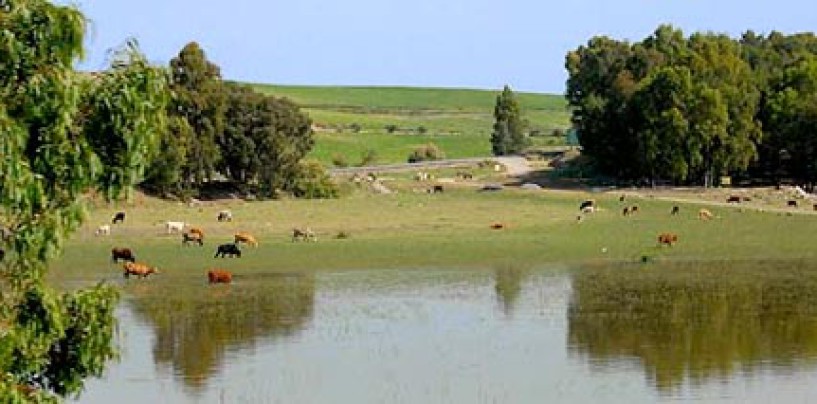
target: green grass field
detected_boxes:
[247,84,571,165]
[49,171,817,288]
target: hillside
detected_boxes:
[249,84,571,165]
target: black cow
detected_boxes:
[429,185,444,194]
[671,206,680,215]
[111,247,136,263]
[0,248,4,262]
[579,200,595,211]
[112,212,126,224]
[214,243,242,258]
[788,200,798,207]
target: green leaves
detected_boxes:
[491,85,527,156]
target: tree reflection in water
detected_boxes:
[494,266,527,317]
[568,260,817,391]
[128,273,315,390]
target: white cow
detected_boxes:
[165,221,185,234]
[95,224,111,236]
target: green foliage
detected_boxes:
[491,85,528,155]
[384,124,398,133]
[289,160,339,199]
[359,148,378,166]
[0,1,167,399]
[331,153,349,168]
[407,143,445,163]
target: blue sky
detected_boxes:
[72,0,816,94]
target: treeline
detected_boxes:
[567,25,817,187]
[142,42,336,199]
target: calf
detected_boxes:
[95,224,111,236]
[165,221,185,234]
[182,232,204,246]
[217,210,233,222]
[215,243,242,258]
[111,247,136,263]
[292,227,317,242]
[726,195,741,204]
[208,269,233,284]
[657,233,678,247]
[112,211,126,224]
[122,262,159,279]
[234,232,258,247]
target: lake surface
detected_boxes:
[71,261,817,403]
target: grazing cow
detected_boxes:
[217,210,233,222]
[698,208,714,220]
[622,207,630,216]
[208,269,233,284]
[429,185,444,194]
[122,262,159,279]
[234,232,258,247]
[657,232,679,246]
[95,224,111,236]
[292,227,317,242]
[112,211,126,224]
[579,199,595,211]
[165,221,185,234]
[188,227,205,239]
[111,247,136,263]
[630,205,639,214]
[727,195,741,204]
[619,195,626,202]
[787,200,798,207]
[671,206,680,215]
[182,232,204,246]
[215,243,242,258]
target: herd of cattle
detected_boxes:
[96,209,316,284]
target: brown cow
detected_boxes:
[234,232,259,247]
[182,232,203,246]
[657,232,679,247]
[188,227,205,239]
[208,269,233,284]
[727,195,741,203]
[123,262,159,279]
[111,247,136,263]
[490,222,506,230]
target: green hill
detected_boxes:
[249,84,571,165]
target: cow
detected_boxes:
[581,206,595,214]
[727,195,741,204]
[217,210,233,222]
[619,195,626,202]
[112,211,126,224]
[292,227,317,242]
[457,171,473,180]
[188,227,205,239]
[623,207,630,216]
[698,208,714,220]
[95,224,111,236]
[579,199,595,211]
[657,232,679,247]
[234,232,258,247]
[165,221,185,234]
[671,206,680,215]
[208,269,233,284]
[787,200,798,207]
[490,222,506,230]
[111,247,136,263]
[429,185,444,194]
[182,232,204,246]
[0,248,4,262]
[122,262,159,279]
[215,243,242,258]
[630,205,639,215]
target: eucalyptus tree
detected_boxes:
[0,1,168,400]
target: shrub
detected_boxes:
[384,124,398,134]
[349,123,362,133]
[407,143,445,163]
[331,153,349,168]
[359,149,378,166]
[417,125,428,134]
[552,128,566,137]
[291,160,340,199]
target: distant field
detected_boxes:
[248,84,571,165]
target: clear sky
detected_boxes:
[71,0,816,94]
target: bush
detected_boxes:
[417,125,428,134]
[291,160,340,199]
[359,149,378,166]
[331,153,349,168]
[384,124,398,134]
[552,128,566,137]
[349,123,362,133]
[407,143,445,163]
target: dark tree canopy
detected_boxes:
[491,85,527,156]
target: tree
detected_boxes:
[491,85,527,155]
[217,83,314,198]
[0,1,168,400]
[167,42,226,189]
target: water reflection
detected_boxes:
[568,260,817,392]
[493,266,527,316]
[127,273,315,390]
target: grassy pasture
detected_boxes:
[49,174,817,290]
[247,84,571,165]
